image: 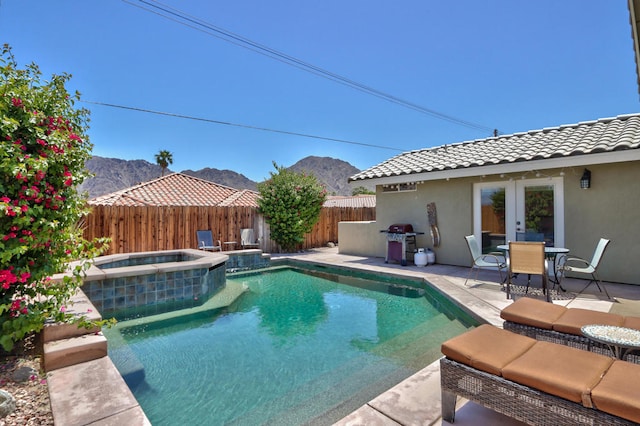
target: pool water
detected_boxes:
[105,267,475,425]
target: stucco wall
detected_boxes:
[373,179,474,266]
[340,161,640,285]
[338,221,384,256]
[562,161,640,285]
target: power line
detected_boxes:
[122,0,497,134]
[82,100,408,151]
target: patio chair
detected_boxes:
[240,228,260,249]
[561,238,611,299]
[463,235,505,286]
[196,230,221,251]
[506,241,550,302]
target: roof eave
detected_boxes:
[352,150,640,186]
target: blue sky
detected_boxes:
[2,1,638,182]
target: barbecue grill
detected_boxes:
[381,223,424,266]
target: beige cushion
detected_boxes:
[553,308,624,335]
[441,324,536,376]
[622,315,640,331]
[591,360,640,423]
[500,297,567,330]
[502,341,614,407]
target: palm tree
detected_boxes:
[155,150,173,177]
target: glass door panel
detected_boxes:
[515,179,564,247]
[479,186,506,253]
[517,185,554,245]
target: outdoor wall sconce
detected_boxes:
[580,169,591,189]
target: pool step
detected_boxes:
[47,355,151,425]
[105,326,146,389]
[42,288,102,342]
[43,332,108,371]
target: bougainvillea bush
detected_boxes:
[257,162,327,252]
[0,45,108,352]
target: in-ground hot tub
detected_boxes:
[82,249,228,316]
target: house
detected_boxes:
[88,172,260,207]
[86,173,263,253]
[341,113,640,285]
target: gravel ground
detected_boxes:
[0,337,54,426]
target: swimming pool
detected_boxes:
[104,265,477,425]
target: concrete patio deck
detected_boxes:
[269,247,640,426]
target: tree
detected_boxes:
[257,162,327,252]
[155,149,173,177]
[0,45,110,351]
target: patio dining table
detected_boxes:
[497,244,569,292]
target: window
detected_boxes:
[382,182,417,193]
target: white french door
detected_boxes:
[473,177,564,253]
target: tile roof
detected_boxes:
[88,173,260,207]
[323,195,376,208]
[349,113,640,182]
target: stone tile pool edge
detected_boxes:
[47,253,501,426]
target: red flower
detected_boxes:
[11,97,23,108]
[0,269,18,289]
[64,178,72,186]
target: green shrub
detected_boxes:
[257,162,327,252]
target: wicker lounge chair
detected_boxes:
[500,297,640,363]
[440,324,640,425]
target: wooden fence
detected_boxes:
[83,205,376,255]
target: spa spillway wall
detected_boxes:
[82,249,228,316]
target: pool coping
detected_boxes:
[82,248,228,281]
[46,248,619,425]
[47,253,500,426]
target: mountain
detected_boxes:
[79,155,374,199]
[288,156,367,196]
[77,157,170,198]
[181,168,258,191]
